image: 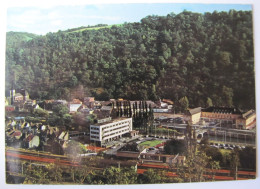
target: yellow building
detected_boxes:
[236,110,256,129]
[201,107,256,130]
[185,107,201,125]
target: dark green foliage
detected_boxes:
[238,146,256,171]
[5,10,255,110]
[200,146,223,165]
[48,104,71,127]
[164,139,186,155]
[178,96,189,112]
[84,166,138,184]
[137,169,166,184]
[33,108,49,118]
[101,166,138,184]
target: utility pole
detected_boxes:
[155,124,157,137]
[173,108,175,139]
[235,164,238,180]
[168,127,169,139]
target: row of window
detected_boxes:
[103,127,129,137]
[203,113,234,119]
[103,129,129,139]
[91,131,99,135]
[103,125,130,134]
[91,136,99,139]
[91,127,99,130]
[102,121,130,130]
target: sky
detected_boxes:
[6,3,252,35]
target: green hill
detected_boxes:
[6,31,38,48]
[5,10,255,110]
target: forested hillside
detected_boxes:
[5,10,255,110]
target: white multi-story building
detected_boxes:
[90,117,132,146]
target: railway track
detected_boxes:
[137,163,256,180]
[6,147,256,181]
[6,148,80,167]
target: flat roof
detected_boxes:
[91,117,132,127]
[202,107,242,114]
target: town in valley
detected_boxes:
[5,88,256,184]
[5,4,256,185]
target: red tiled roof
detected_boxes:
[71,99,82,104]
[12,131,22,137]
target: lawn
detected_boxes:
[138,140,163,148]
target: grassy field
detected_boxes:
[138,140,163,148]
[68,24,123,33]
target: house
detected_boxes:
[80,107,94,114]
[24,134,40,149]
[69,99,83,113]
[71,99,82,104]
[124,130,139,138]
[18,89,30,101]
[53,100,67,105]
[162,99,174,105]
[155,99,169,108]
[58,131,69,141]
[140,153,186,165]
[23,100,38,112]
[116,143,146,160]
[185,107,202,125]
[93,101,102,109]
[14,93,24,102]
[236,110,256,130]
[5,105,15,112]
[84,97,95,106]
[11,89,30,103]
[11,131,23,140]
[6,88,31,112]
[69,104,83,113]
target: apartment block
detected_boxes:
[90,117,132,146]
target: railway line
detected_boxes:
[6,147,256,181]
[137,163,256,180]
[6,148,80,167]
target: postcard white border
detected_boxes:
[0,0,259,189]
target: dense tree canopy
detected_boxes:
[6,10,255,110]
[164,139,186,155]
